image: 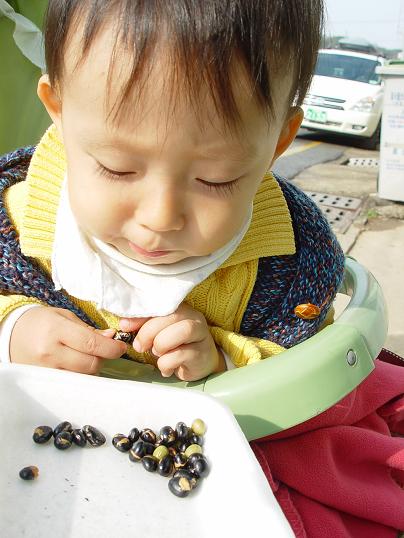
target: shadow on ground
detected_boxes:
[297,128,380,152]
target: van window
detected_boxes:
[315,53,382,85]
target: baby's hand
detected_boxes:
[120,304,225,381]
[10,307,127,374]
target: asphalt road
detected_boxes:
[273,128,359,179]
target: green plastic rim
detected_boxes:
[101,257,388,440]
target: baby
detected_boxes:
[3,4,404,536]
[0,0,343,381]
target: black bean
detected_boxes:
[188,434,203,446]
[157,455,174,477]
[168,475,192,497]
[159,426,176,445]
[112,434,132,452]
[140,428,156,444]
[32,426,53,444]
[54,431,73,450]
[142,455,158,472]
[187,454,209,478]
[128,427,140,443]
[71,429,87,447]
[82,425,106,447]
[177,441,190,453]
[113,331,136,344]
[173,452,187,470]
[173,469,199,489]
[168,446,178,457]
[129,440,147,461]
[53,421,73,437]
[143,442,155,455]
[175,422,189,441]
[19,466,39,480]
[186,453,204,465]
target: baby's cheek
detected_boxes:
[93,200,126,238]
[199,201,249,248]
[73,187,125,240]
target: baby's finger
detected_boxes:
[56,345,103,375]
[157,350,187,378]
[57,309,92,327]
[151,319,206,357]
[96,328,116,338]
[60,318,127,359]
[119,317,151,332]
[134,311,202,353]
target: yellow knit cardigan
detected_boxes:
[1,126,296,367]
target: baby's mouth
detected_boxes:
[127,240,171,258]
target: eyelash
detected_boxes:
[197,177,241,196]
[96,163,132,181]
[96,163,241,195]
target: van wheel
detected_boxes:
[361,121,381,150]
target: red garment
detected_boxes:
[250,349,404,538]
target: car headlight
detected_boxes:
[350,96,378,113]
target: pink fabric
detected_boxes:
[250,349,404,538]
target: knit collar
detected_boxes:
[20,125,296,264]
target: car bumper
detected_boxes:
[301,105,380,138]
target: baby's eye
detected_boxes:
[96,163,135,180]
[196,176,241,196]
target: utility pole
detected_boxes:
[398,0,404,58]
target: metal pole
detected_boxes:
[399,0,404,58]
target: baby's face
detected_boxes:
[43,26,298,265]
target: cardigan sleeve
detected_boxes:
[0,294,45,324]
[209,302,335,368]
[0,303,42,362]
[209,325,285,367]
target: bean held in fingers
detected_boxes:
[9,307,127,373]
[113,331,136,344]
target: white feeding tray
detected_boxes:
[0,364,293,538]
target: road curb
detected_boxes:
[290,145,404,255]
[366,193,404,220]
[335,219,365,254]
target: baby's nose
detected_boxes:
[135,186,185,232]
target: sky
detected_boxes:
[325,0,404,50]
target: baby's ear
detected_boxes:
[37,74,63,134]
[272,106,304,161]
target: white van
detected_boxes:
[301,49,386,148]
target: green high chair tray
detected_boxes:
[100,256,388,441]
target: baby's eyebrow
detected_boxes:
[195,145,258,163]
[84,138,135,153]
[83,137,258,162]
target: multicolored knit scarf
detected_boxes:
[0,146,345,348]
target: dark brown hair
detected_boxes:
[44,0,324,125]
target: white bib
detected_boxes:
[51,179,252,318]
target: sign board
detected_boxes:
[377,64,404,202]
